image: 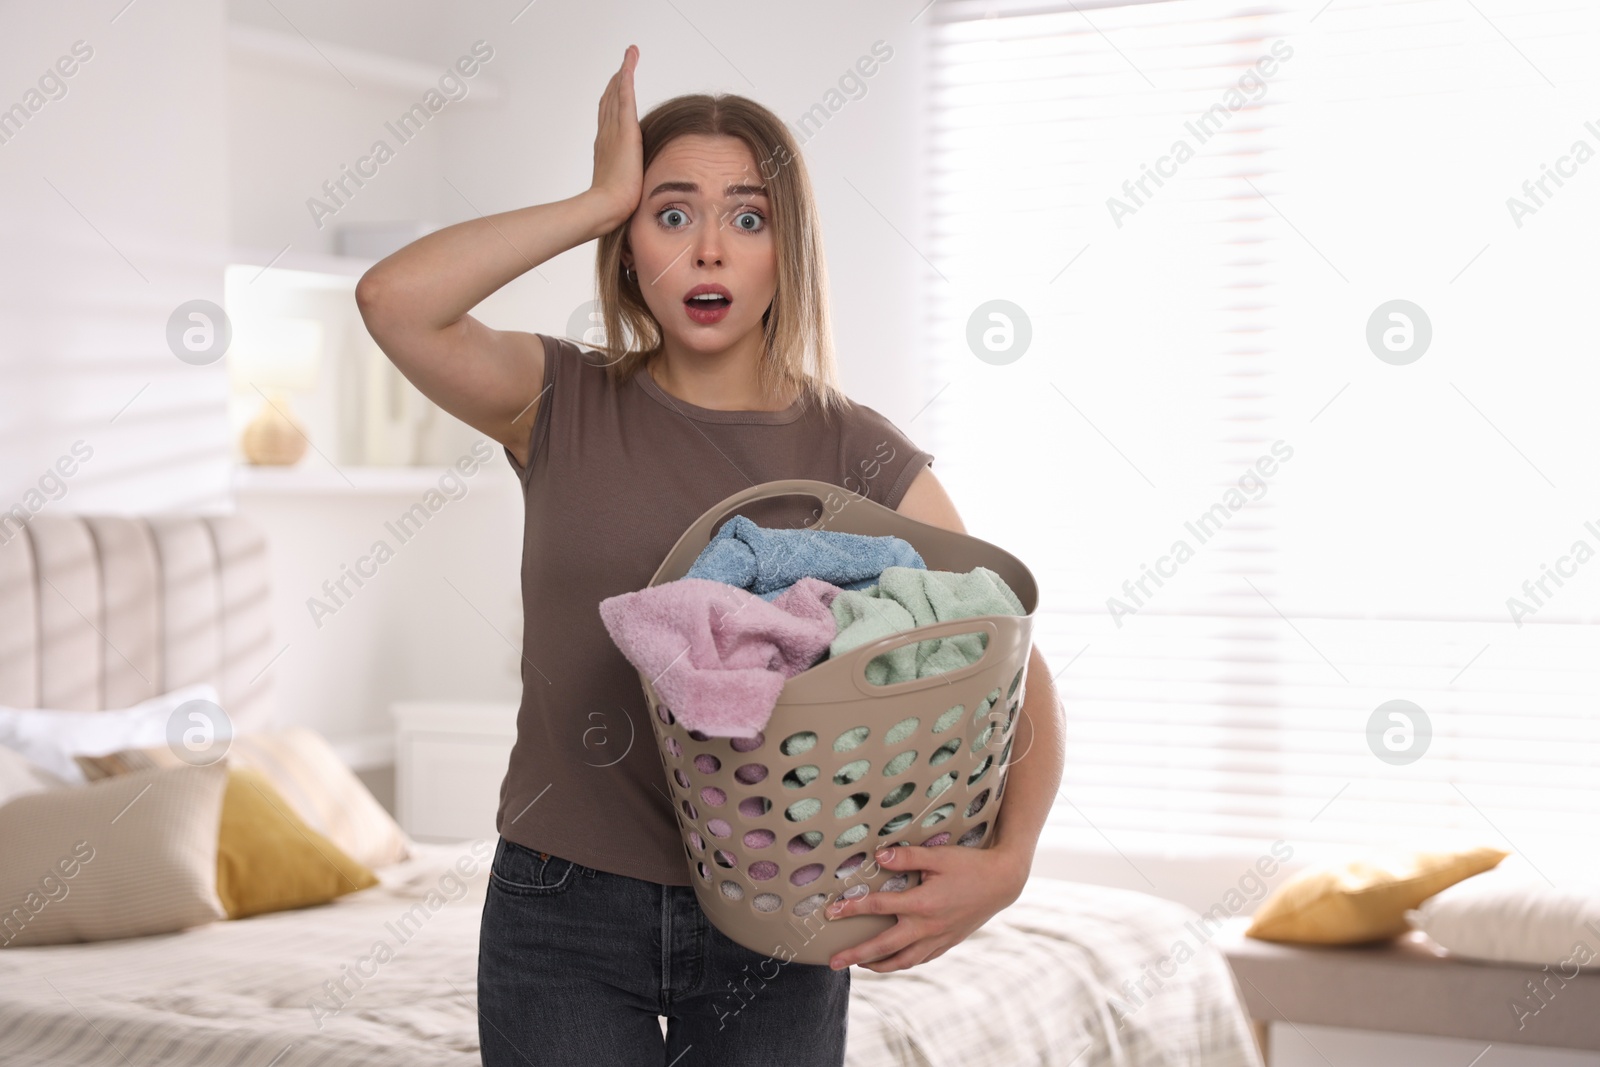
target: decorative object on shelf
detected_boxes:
[231,316,324,466]
[241,390,309,465]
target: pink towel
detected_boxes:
[598,576,842,738]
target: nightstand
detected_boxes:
[391,700,518,843]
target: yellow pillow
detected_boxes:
[1245,845,1508,944]
[216,766,378,919]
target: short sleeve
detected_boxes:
[502,333,559,487]
[839,401,934,511]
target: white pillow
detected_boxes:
[1407,863,1600,968]
[0,745,69,807]
[0,762,229,946]
[0,683,221,784]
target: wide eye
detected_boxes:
[656,207,689,229]
[732,210,766,233]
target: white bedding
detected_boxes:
[0,841,1261,1066]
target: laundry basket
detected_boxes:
[635,478,1038,965]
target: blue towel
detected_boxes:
[684,514,926,602]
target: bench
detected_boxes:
[1213,916,1600,1064]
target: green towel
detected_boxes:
[828,566,1025,685]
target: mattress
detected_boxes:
[0,841,1261,1066]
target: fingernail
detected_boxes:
[876,848,895,864]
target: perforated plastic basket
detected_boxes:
[636,479,1038,965]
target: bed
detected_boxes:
[0,513,1264,1066]
[0,837,1263,1066]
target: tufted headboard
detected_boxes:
[0,513,276,731]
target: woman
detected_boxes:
[356,44,1059,1067]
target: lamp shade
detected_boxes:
[229,316,323,393]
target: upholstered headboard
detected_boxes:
[0,513,275,731]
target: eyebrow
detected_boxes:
[647,181,768,200]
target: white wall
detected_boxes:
[235,474,525,734]
[0,0,233,517]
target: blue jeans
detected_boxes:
[477,836,851,1066]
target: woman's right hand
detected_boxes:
[590,45,644,229]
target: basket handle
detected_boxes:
[701,478,860,540]
[646,479,874,590]
[843,616,1004,698]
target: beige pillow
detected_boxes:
[0,763,229,947]
[76,726,411,869]
[1246,845,1509,944]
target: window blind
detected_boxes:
[921,0,1600,866]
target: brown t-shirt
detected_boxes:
[497,333,935,885]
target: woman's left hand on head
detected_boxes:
[823,841,1029,973]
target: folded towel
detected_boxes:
[598,576,843,738]
[829,566,1026,686]
[684,514,926,602]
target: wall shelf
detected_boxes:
[227,23,503,104]
[226,247,375,282]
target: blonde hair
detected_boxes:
[582,93,849,420]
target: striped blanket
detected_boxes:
[0,842,1261,1066]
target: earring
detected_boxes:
[625,266,636,282]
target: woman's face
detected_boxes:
[623,134,776,357]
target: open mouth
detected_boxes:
[684,286,733,322]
